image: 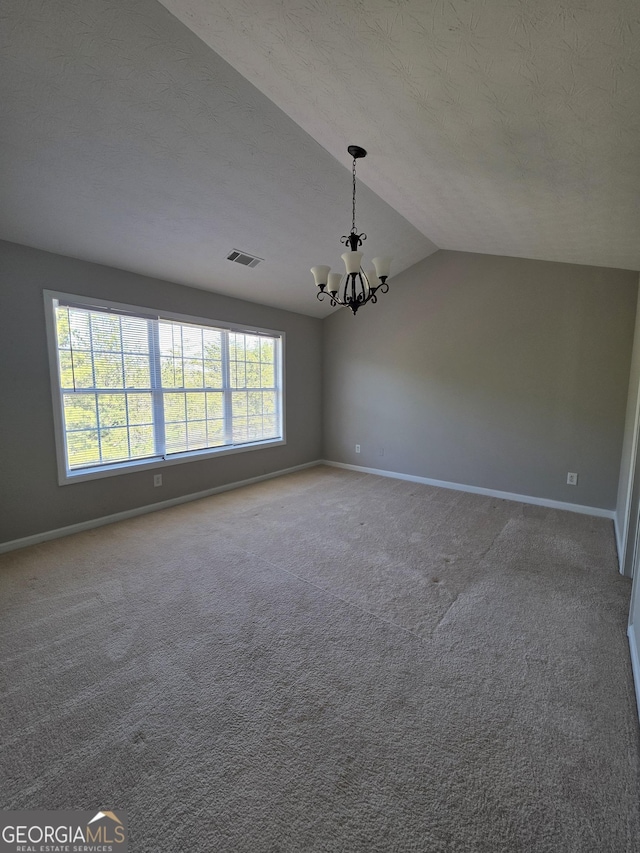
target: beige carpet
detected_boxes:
[1,465,639,852]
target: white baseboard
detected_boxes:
[322,459,616,520]
[1,458,615,555]
[628,625,640,723]
[0,460,323,555]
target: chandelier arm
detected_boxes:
[358,274,368,303]
[317,288,349,310]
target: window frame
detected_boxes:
[44,290,286,485]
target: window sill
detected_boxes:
[59,437,286,485]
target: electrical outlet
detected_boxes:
[355,444,361,453]
[567,472,578,486]
[154,473,162,487]
[379,448,384,457]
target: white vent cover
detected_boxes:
[227,249,263,268]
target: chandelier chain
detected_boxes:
[351,156,357,234]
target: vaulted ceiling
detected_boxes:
[2,0,639,317]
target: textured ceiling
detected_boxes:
[2,1,639,322]
[161,0,640,272]
[0,0,434,317]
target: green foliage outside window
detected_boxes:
[54,304,281,471]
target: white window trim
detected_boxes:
[44,290,286,485]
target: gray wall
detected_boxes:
[323,250,638,510]
[0,240,323,544]
[615,275,640,574]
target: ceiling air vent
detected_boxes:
[227,249,263,268]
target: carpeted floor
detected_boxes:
[1,465,639,852]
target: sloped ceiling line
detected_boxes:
[161,0,640,271]
[1,0,639,323]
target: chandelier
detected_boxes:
[311,146,392,315]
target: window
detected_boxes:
[44,292,284,483]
